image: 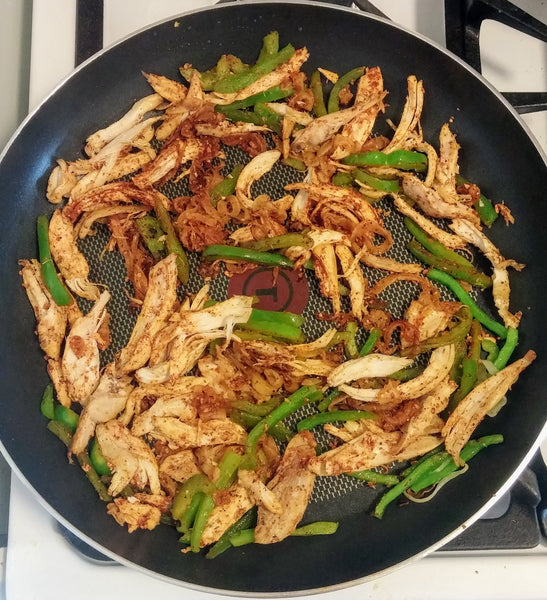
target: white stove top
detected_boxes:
[7,1,547,599]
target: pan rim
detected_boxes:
[1,1,546,595]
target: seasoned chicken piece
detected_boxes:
[195,121,269,137]
[235,150,281,210]
[238,469,282,514]
[19,259,68,360]
[144,417,247,450]
[46,359,71,407]
[404,289,461,343]
[200,484,254,547]
[131,395,198,437]
[309,421,441,476]
[47,159,79,204]
[96,420,162,496]
[84,94,163,157]
[69,365,133,455]
[292,95,384,153]
[450,218,524,329]
[312,239,341,313]
[383,75,424,152]
[117,254,178,374]
[331,66,386,159]
[433,123,460,204]
[61,290,110,403]
[48,209,101,301]
[107,493,170,532]
[402,174,480,226]
[398,375,457,451]
[328,353,413,388]
[143,72,187,104]
[159,449,202,483]
[336,244,367,320]
[392,194,467,250]
[443,350,536,463]
[254,431,317,544]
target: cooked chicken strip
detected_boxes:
[254,431,316,544]
[61,290,110,403]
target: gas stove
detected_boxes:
[6,1,547,599]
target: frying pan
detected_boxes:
[0,1,546,594]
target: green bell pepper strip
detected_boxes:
[248,308,305,328]
[206,507,258,559]
[330,322,359,358]
[427,268,508,339]
[46,420,112,502]
[481,339,499,362]
[388,365,424,382]
[310,70,327,117]
[317,389,341,412]
[493,327,519,371]
[53,404,79,432]
[154,201,189,284]
[190,494,216,553]
[257,31,279,62]
[359,328,382,356]
[327,66,365,113]
[135,216,166,261]
[231,397,282,416]
[178,491,205,538]
[215,451,242,490]
[180,55,249,91]
[342,149,428,172]
[89,438,112,476]
[296,409,377,432]
[215,85,293,112]
[171,474,215,522]
[404,218,477,270]
[210,164,244,207]
[254,102,283,134]
[230,410,293,442]
[213,44,295,93]
[237,319,304,343]
[374,452,449,518]
[407,239,492,289]
[36,215,72,306]
[410,435,504,493]
[456,175,498,227]
[352,169,400,193]
[241,231,312,252]
[349,469,399,487]
[202,245,294,268]
[448,319,482,409]
[40,384,55,420]
[332,171,354,188]
[282,157,307,171]
[230,528,255,547]
[291,521,339,536]
[243,385,322,467]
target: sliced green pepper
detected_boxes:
[206,507,257,559]
[328,66,365,113]
[135,216,166,261]
[310,70,327,117]
[210,164,244,207]
[353,169,400,193]
[154,200,189,284]
[53,404,79,432]
[343,149,428,172]
[40,383,55,420]
[202,244,294,268]
[89,438,111,476]
[296,409,376,432]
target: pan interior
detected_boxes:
[0,2,545,594]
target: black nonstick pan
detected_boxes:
[0,1,545,594]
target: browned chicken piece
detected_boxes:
[96,420,162,496]
[69,364,133,456]
[107,493,170,533]
[116,254,179,374]
[443,350,536,463]
[254,431,317,544]
[404,289,461,344]
[61,290,110,403]
[131,395,198,437]
[238,469,282,514]
[200,484,254,547]
[309,421,441,476]
[159,449,202,483]
[19,259,69,361]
